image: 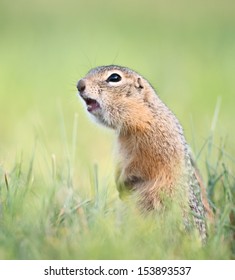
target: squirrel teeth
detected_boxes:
[84,97,100,113]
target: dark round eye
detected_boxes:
[106,73,122,83]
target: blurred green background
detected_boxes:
[0,0,235,260]
[0,0,234,186]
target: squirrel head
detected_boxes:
[77,65,156,132]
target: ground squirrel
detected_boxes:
[76,65,213,242]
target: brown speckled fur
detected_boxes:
[77,65,213,242]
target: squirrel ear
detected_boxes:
[135,77,144,90]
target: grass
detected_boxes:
[0,0,235,259]
[0,114,234,260]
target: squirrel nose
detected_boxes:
[77,79,86,92]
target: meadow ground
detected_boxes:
[0,0,234,259]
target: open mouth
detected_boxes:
[82,97,100,113]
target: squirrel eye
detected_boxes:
[106,73,122,83]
